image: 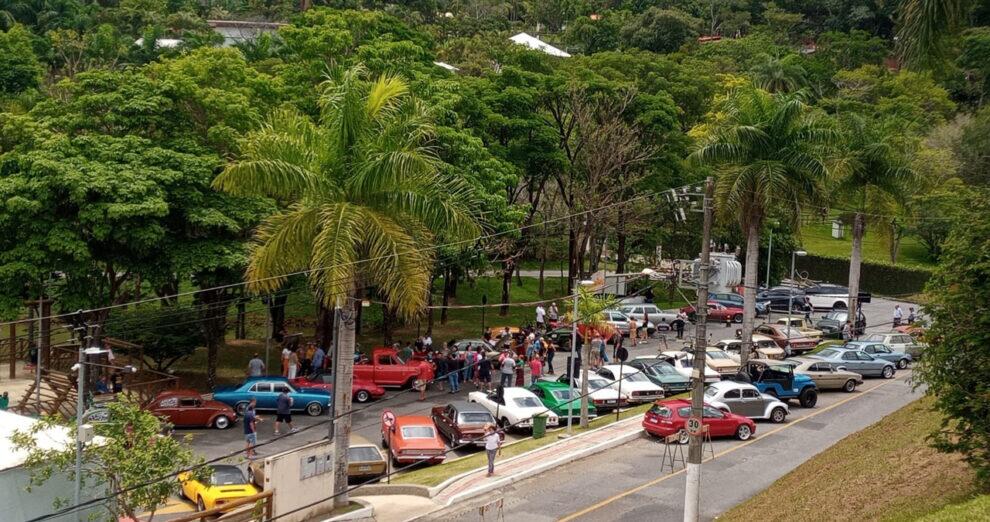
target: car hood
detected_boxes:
[395,437,445,451]
[589,388,625,400]
[706,359,738,369]
[652,374,690,385]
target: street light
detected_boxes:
[787,250,808,355]
[564,279,595,438]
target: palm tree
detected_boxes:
[563,287,616,427]
[213,64,482,506]
[833,115,914,325]
[749,54,807,94]
[690,86,833,366]
[897,0,970,69]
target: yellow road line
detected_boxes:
[559,377,906,522]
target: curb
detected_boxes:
[321,498,374,521]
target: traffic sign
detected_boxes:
[687,417,702,435]
[382,410,396,428]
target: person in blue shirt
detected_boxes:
[312,346,326,371]
[244,399,260,459]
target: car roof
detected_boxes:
[657,399,691,408]
[395,415,435,427]
[708,380,755,391]
[155,389,202,399]
[532,380,569,388]
[448,401,489,414]
[245,375,289,382]
[502,387,538,398]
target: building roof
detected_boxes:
[0,410,81,472]
[508,32,570,58]
[433,61,459,72]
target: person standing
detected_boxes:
[287,349,299,380]
[528,355,543,385]
[548,302,559,325]
[597,333,609,364]
[514,355,525,386]
[545,342,556,375]
[484,424,502,477]
[247,353,265,377]
[448,352,461,394]
[244,399,260,459]
[590,334,603,369]
[612,332,624,361]
[628,316,638,345]
[0,391,8,410]
[312,344,325,371]
[478,353,493,392]
[841,321,852,341]
[274,388,296,435]
[907,307,916,325]
[674,313,686,340]
[280,345,290,376]
[893,305,903,327]
[436,353,448,392]
[535,304,546,332]
[302,342,316,375]
[500,352,515,388]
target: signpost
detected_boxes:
[382,410,396,484]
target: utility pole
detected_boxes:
[684,177,714,522]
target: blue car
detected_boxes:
[213,377,331,417]
[709,293,769,316]
[841,341,913,369]
[736,359,818,408]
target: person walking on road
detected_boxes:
[244,399,260,459]
[893,305,903,327]
[247,353,265,377]
[500,352,515,388]
[907,307,916,325]
[484,424,502,477]
[529,355,543,385]
[545,342,556,375]
[274,389,296,435]
[674,312,687,339]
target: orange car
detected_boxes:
[381,415,447,465]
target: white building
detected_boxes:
[509,32,571,58]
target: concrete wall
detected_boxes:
[0,468,102,522]
[263,440,336,522]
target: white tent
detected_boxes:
[509,32,571,58]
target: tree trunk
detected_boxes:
[538,243,547,298]
[740,220,761,367]
[195,287,232,390]
[441,269,451,325]
[315,301,334,351]
[235,300,246,339]
[270,291,288,342]
[580,339,591,427]
[515,264,523,287]
[847,212,864,327]
[500,260,514,316]
[616,216,627,274]
[567,224,577,291]
[889,221,902,264]
[426,282,434,336]
[450,267,459,298]
[331,294,357,508]
[382,305,396,346]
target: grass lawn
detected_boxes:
[800,220,935,270]
[917,493,990,521]
[720,396,979,522]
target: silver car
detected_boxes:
[809,347,896,379]
[617,304,677,331]
[602,310,655,336]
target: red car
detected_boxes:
[381,415,446,465]
[148,389,237,429]
[355,347,435,387]
[680,302,744,323]
[642,399,756,443]
[291,369,386,403]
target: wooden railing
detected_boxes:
[14,370,78,418]
[168,491,273,522]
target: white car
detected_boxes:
[863,332,926,358]
[595,365,665,403]
[658,352,722,383]
[704,381,789,423]
[616,304,677,331]
[715,335,786,361]
[548,374,629,410]
[467,387,559,430]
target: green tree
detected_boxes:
[914,190,990,490]
[690,85,832,365]
[103,305,207,371]
[213,64,483,506]
[0,24,43,95]
[896,0,970,69]
[563,10,628,54]
[958,27,990,104]
[748,53,807,93]
[620,7,700,54]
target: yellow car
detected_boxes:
[179,464,258,512]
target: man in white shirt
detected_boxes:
[484,424,502,477]
[535,304,546,331]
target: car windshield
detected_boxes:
[513,397,542,408]
[211,467,245,486]
[550,390,575,400]
[586,378,608,389]
[401,426,436,439]
[865,334,884,342]
[824,312,847,321]
[649,405,672,417]
[647,363,678,375]
[707,351,731,360]
[621,372,650,383]
[348,446,382,462]
[677,407,692,417]
[818,349,839,358]
[458,412,492,424]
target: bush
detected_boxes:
[795,254,932,296]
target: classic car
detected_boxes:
[596,365,665,403]
[736,359,818,408]
[704,381,789,423]
[815,309,867,338]
[179,465,258,512]
[148,390,237,429]
[708,292,769,316]
[753,324,818,354]
[808,348,897,379]
[642,399,756,443]
[212,377,331,416]
[451,339,499,360]
[248,435,386,487]
[715,335,785,360]
[430,401,497,447]
[781,357,864,393]
[682,347,740,377]
[529,380,597,419]
[601,309,655,336]
[625,358,692,395]
[863,332,926,358]
[467,387,560,430]
[774,316,825,340]
[616,303,677,330]
[550,373,628,410]
[291,369,386,403]
[679,302,744,324]
[654,352,721,383]
[354,347,435,387]
[843,340,913,369]
[381,415,446,465]
[756,287,812,313]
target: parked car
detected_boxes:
[381,415,446,465]
[545,327,582,352]
[529,380,596,419]
[816,309,867,338]
[682,347,740,377]
[754,324,818,354]
[808,348,896,378]
[774,316,824,340]
[802,284,871,311]
[179,465,258,512]
[654,353,721,383]
[842,341,913,369]
[863,332,926,359]
[781,357,864,393]
[704,381,789,423]
[617,303,677,330]
[467,387,560,430]
[346,436,389,482]
[430,401,497,447]
[642,399,756,443]
[625,358,692,395]
[596,364,666,403]
[148,390,237,430]
[709,292,769,316]
[213,377,331,416]
[451,339,499,360]
[679,302,744,324]
[715,335,785,361]
[550,374,628,410]
[291,369,386,403]
[757,287,812,313]
[602,309,656,336]
[736,359,818,408]
[354,347,436,388]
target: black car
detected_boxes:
[816,310,867,338]
[709,292,770,316]
[757,287,812,313]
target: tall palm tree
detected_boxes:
[213,64,482,505]
[563,287,615,427]
[897,0,970,69]
[749,54,807,94]
[691,86,833,366]
[833,115,914,325]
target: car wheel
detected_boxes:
[247,466,256,486]
[355,390,372,403]
[897,358,909,370]
[213,415,230,430]
[197,497,206,512]
[843,379,857,393]
[770,407,786,423]
[733,313,744,323]
[833,301,847,311]
[306,402,324,416]
[882,366,895,379]
[677,429,690,444]
[499,417,511,432]
[235,401,249,415]
[735,424,753,441]
[799,388,818,408]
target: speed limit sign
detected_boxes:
[687,417,702,435]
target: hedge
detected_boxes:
[795,254,932,297]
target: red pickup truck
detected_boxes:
[354,347,435,388]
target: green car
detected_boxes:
[627,358,692,395]
[528,381,597,419]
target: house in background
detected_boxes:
[207,20,286,47]
[509,32,571,58]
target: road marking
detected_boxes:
[559,376,907,521]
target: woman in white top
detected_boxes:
[484,424,502,476]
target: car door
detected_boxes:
[375,354,403,385]
[858,351,886,372]
[839,351,863,373]
[702,406,733,436]
[179,397,210,426]
[807,363,835,388]
[740,387,765,417]
[250,382,276,408]
[720,388,745,415]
